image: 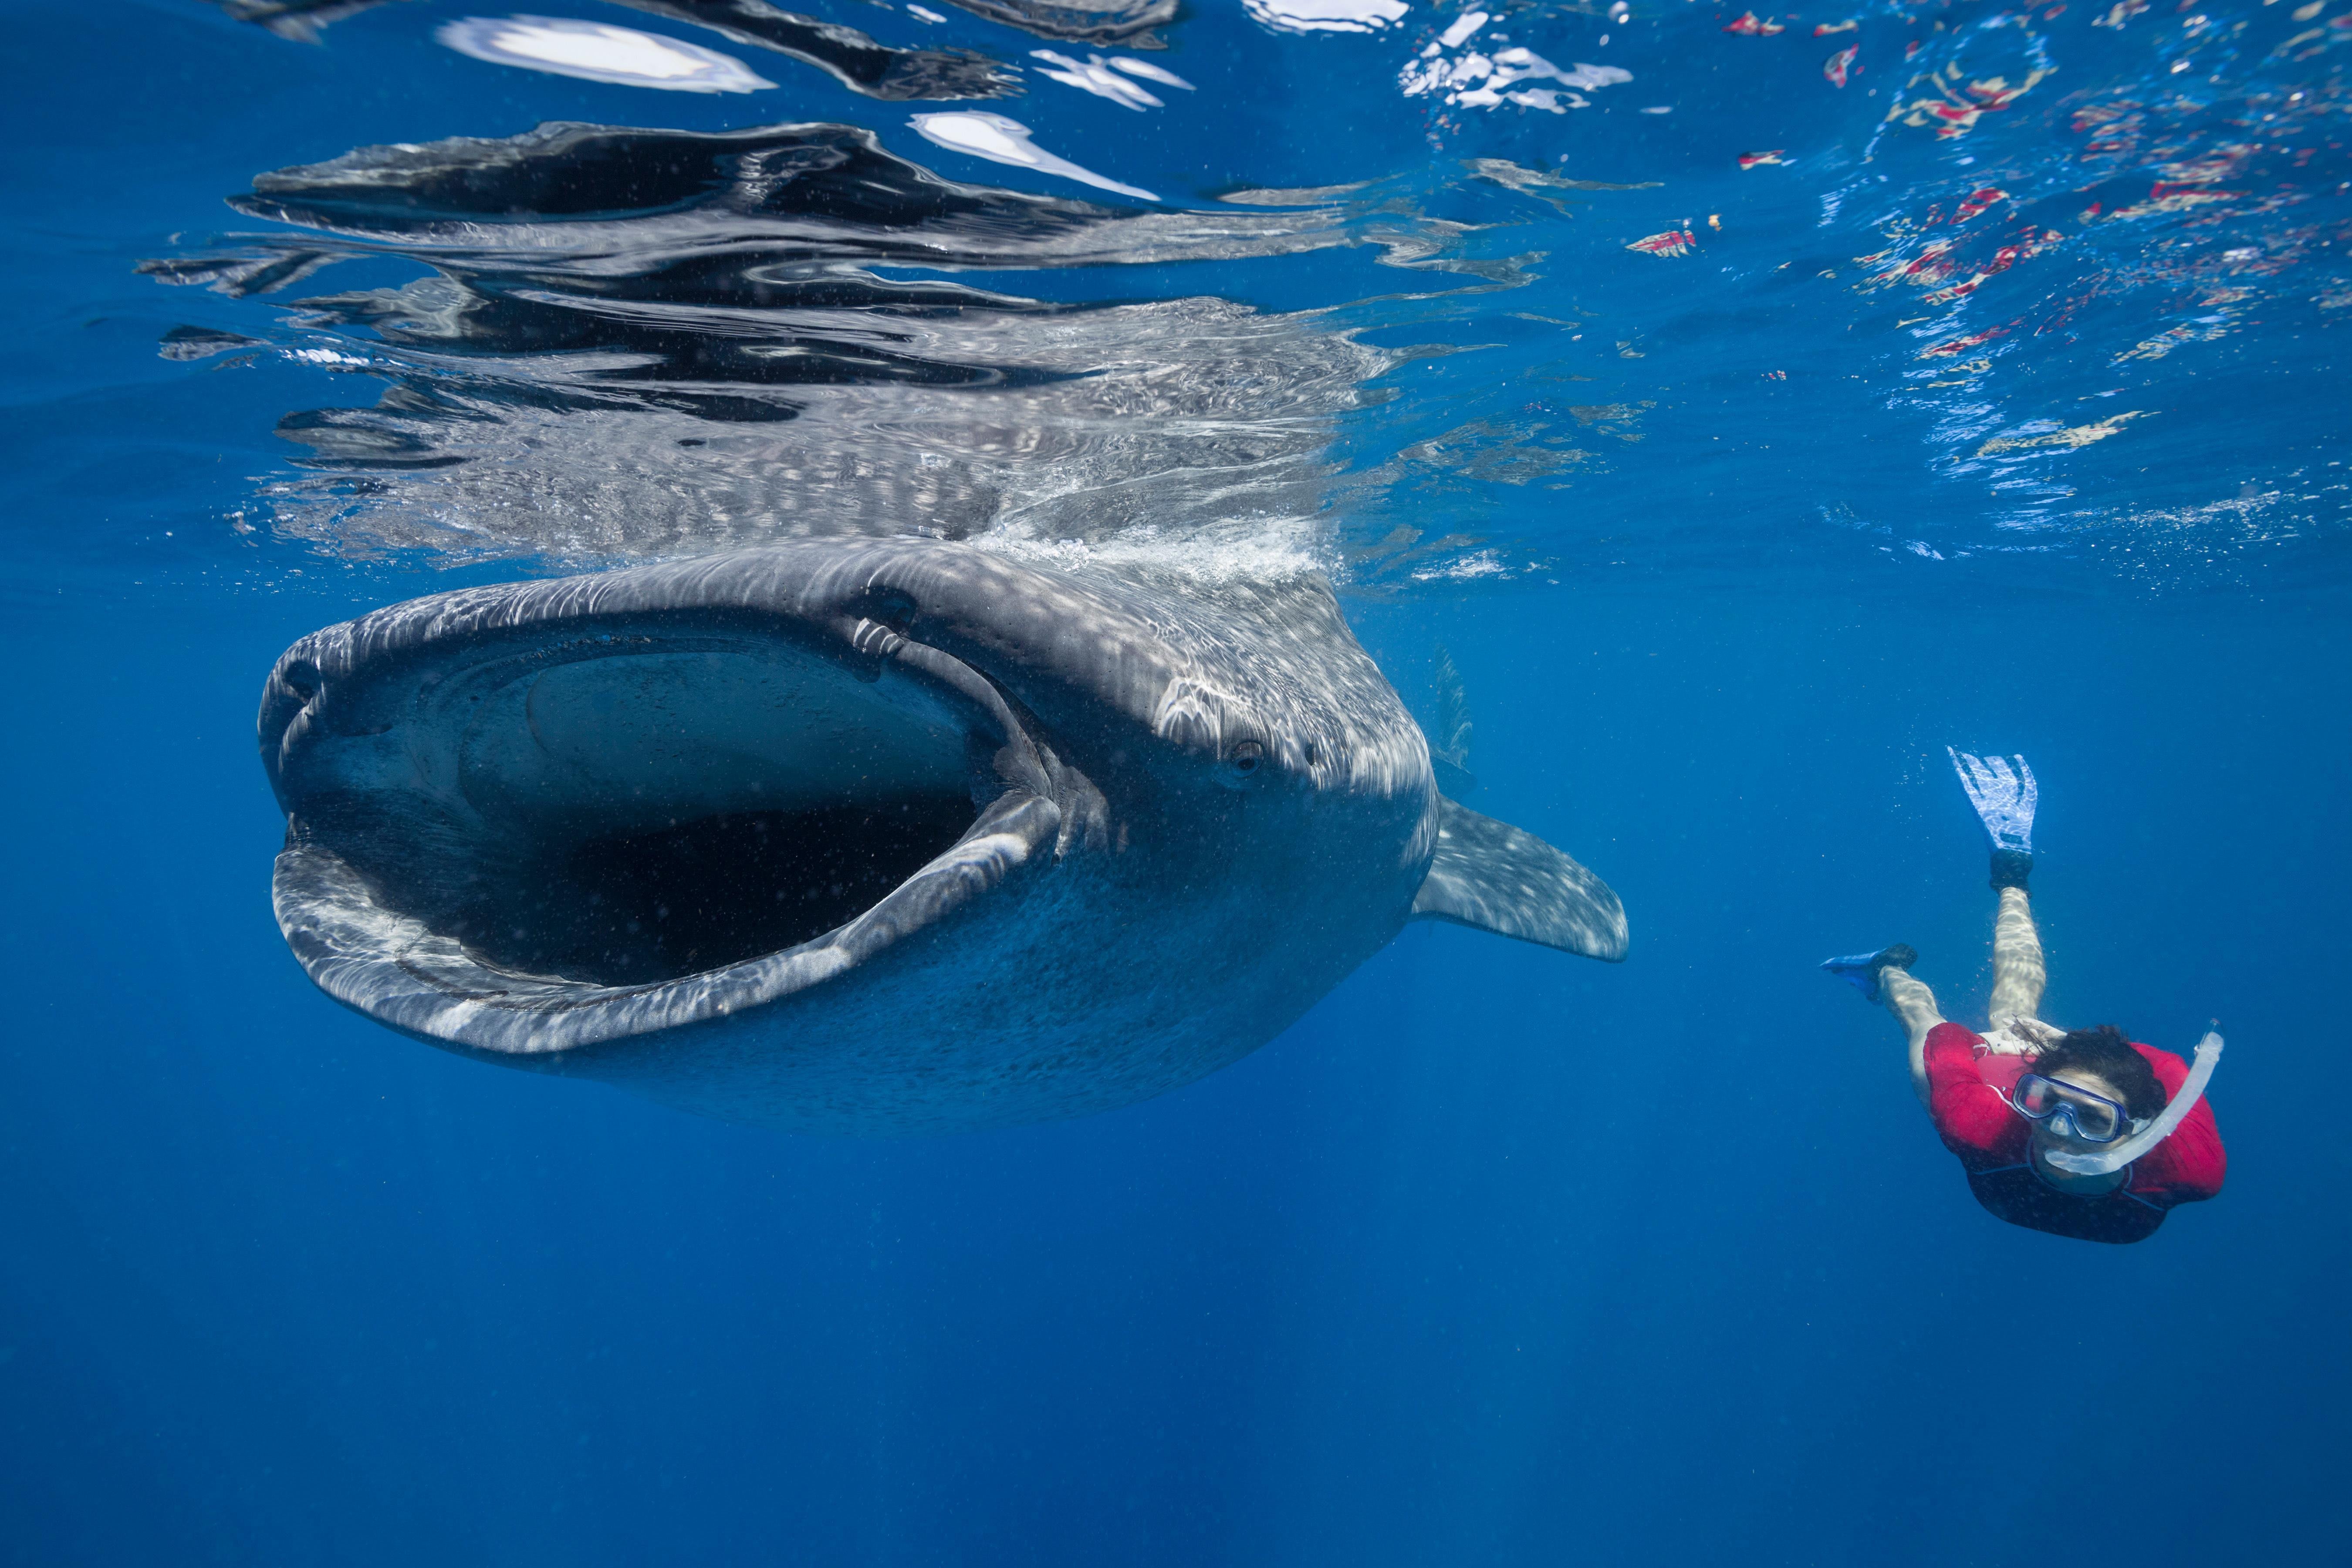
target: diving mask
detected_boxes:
[2013,1073,2132,1144]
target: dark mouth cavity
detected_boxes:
[306,633,985,991]
[451,797,977,987]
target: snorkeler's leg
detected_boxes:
[1988,884,2046,1034]
[1880,962,1944,1107]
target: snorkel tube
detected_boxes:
[2041,1028,2224,1177]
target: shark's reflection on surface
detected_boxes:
[150,119,1441,565]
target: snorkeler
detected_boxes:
[1821,751,2226,1244]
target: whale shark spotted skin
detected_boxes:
[260,541,1625,1132]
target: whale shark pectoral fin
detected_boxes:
[1410,796,1629,962]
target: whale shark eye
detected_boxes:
[1230,740,1264,775]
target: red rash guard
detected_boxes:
[1923,1022,2226,1244]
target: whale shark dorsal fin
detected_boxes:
[1430,753,1480,799]
[1411,796,1629,962]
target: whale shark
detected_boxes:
[260,541,1625,1133]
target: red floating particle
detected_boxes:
[1739,149,1790,168]
[1723,11,1787,34]
[1919,326,2007,356]
[1953,187,2008,221]
[1626,229,1697,257]
[1824,44,1859,85]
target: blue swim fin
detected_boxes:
[1820,944,1917,1004]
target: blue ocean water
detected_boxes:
[3,0,2348,1561]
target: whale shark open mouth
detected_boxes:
[263,562,1071,1052]
[379,639,985,988]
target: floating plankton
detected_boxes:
[1627,229,1696,257]
[1738,149,1788,168]
[1723,11,1786,34]
[1824,44,1858,86]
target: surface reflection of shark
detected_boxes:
[262,541,1627,1133]
[211,0,1174,51]
[928,0,1174,46]
[207,0,1021,99]
[148,119,1413,562]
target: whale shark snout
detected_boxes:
[261,541,1625,1132]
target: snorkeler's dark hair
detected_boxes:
[2035,1026,2167,1121]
